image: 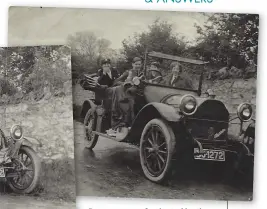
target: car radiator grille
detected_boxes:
[186,118,228,140]
[185,100,229,141]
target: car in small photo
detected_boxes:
[0,124,42,194]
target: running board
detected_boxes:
[92,131,125,142]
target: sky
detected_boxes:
[8,7,209,49]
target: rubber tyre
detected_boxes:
[7,146,41,194]
[140,118,176,183]
[84,109,99,150]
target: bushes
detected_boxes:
[0,46,71,105]
[0,78,17,96]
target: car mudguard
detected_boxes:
[80,99,96,119]
[23,136,42,147]
[137,102,181,122]
[8,137,41,158]
[126,102,181,144]
[244,121,255,139]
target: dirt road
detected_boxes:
[74,121,253,201]
[0,195,75,209]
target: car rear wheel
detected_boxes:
[84,109,99,149]
[140,118,176,183]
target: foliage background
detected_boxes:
[0,46,75,202]
[0,45,71,104]
[67,13,258,80]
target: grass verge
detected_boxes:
[0,157,76,202]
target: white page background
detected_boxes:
[0,0,266,209]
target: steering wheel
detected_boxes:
[147,69,162,77]
[146,69,163,83]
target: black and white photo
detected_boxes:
[0,45,76,208]
[8,7,259,201]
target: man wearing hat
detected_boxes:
[97,58,120,87]
[94,58,120,105]
[101,57,143,140]
[147,61,163,83]
[161,61,194,89]
[87,57,143,140]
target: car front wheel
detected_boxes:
[7,146,41,194]
[140,118,176,183]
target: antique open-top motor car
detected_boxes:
[80,51,255,184]
[0,124,42,193]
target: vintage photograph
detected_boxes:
[0,45,75,208]
[8,7,258,201]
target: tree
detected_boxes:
[67,31,113,78]
[194,13,259,72]
[97,38,111,60]
[4,47,35,88]
[121,19,188,71]
[0,77,17,96]
[22,46,71,99]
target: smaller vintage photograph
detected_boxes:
[0,45,75,209]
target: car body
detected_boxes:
[80,51,255,184]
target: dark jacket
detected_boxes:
[94,67,120,105]
[161,73,194,89]
[97,67,120,87]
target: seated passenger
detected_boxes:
[95,58,120,105]
[106,57,143,139]
[114,57,143,85]
[97,58,120,87]
[85,57,141,140]
[161,61,194,89]
[146,61,162,83]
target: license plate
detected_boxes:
[0,167,5,177]
[194,148,225,161]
